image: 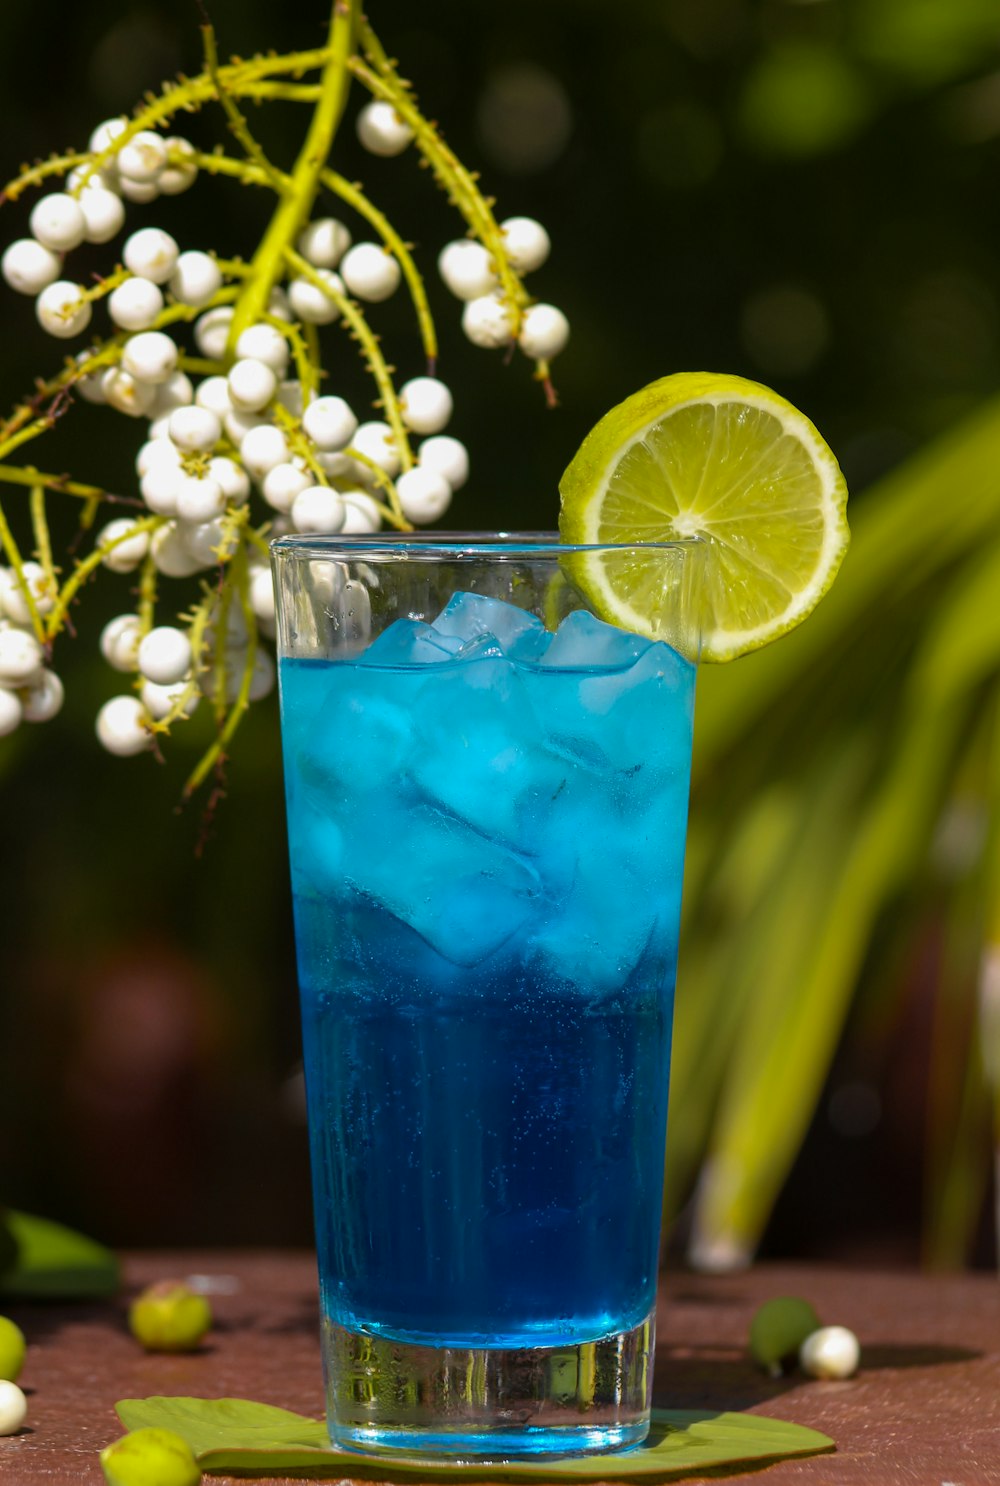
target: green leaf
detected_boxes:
[0,1209,119,1299]
[115,1396,834,1479]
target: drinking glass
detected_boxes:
[272,534,701,1460]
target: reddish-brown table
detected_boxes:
[3,1254,999,1483]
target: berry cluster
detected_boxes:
[0,4,568,793]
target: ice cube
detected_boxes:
[540,610,652,671]
[432,590,550,661]
[360,617,461,667]
[410,654,569,846]
[296,663,420,795]
[342,800,544,965]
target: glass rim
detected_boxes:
[271,530,705,560]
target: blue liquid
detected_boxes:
[279,598,695,1350]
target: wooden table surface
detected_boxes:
[3,1253,998,1484]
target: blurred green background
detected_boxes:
[1,0,1000,1267]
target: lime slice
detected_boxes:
[558,371,849,661]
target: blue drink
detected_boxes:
[274,542,698,1459]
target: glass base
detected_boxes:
[322,1312,655,1461]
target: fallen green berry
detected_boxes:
[128,1280,212,1353]
[101,1427,201,1486]
[749,1296,821,1377]
[0,1316,25,1382]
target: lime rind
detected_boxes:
[559,373,849,662]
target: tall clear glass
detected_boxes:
[272,534,701,1461]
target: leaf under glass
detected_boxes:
[116,1396,834,1479]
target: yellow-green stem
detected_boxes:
[227,0,360,351]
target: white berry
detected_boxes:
[419,434,469,490]
[235,323,289,374]
[397,467,452,525]
[799,1327,860,1381]
[2,238,62,296]
[159,137,199,196]
[3,560,54,623]
[0,687,21,738]
[151,523,202,578]
[108,277,164,331]
[22,668,64,723]
[291,485,346,534]
[340,242,400,302]
[288,270,343,324]
[181,517,237,567]
[461,293,514,348]
[351,421,400,477]
[195,375,232,418]
[0,628,42,685]
[224,408,269,447]
[79,188,126,245]
[0,1379,27,1435]
[96,695,152,756]
[239,424,289,481]
[74,354,109,405]
[123,227,179,284]
[119,176,160,205]
[227,357,277,413]
[97,518,151,573]
[139,462,180,515]
[36,281,92,338]
[170,250,222,308]
[117,131,168,184]
[194,306,235,358]
[356,100,414,156]
[141,677,198,720]
[207,456,251,504]
[122,330,178,385]
[341,490,382,533]
[518,302,570,360]
[168,405,221,453]
[101,367,157,418]
[500,216,551,273]
[249,565,275,622]
[262,461,310,514]
[89,117,128,154]
[30,193,86,252]
[100,614,143,671]
[438,240,497,301]
[175,472,226,523]
[302,395,357,451]
[297,217,351,269]
[399,376,453,435]
[137,625,192,685]
[150,371,194,417]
